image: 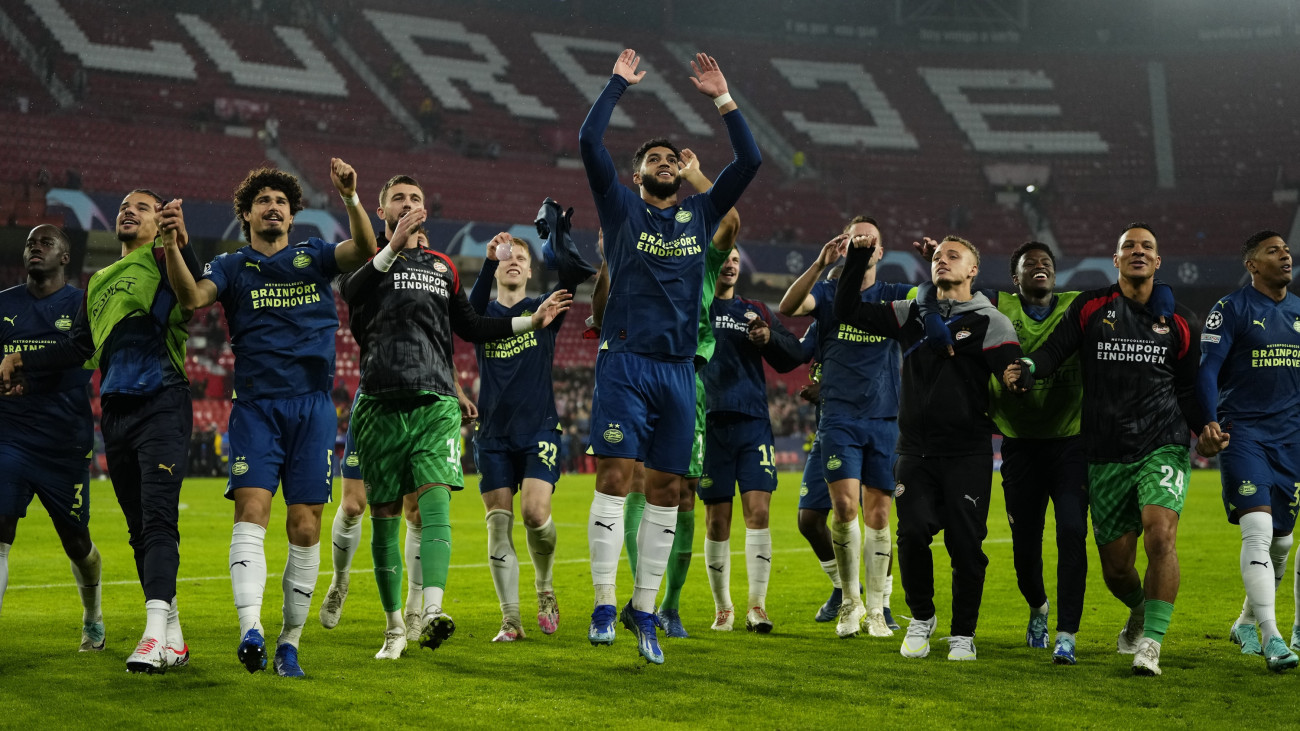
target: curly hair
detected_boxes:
[232,167,303,242]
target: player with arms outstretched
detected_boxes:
[579,48,760,664]
[165,161,378,677]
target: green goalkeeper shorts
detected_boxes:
[1087,444,1189,546]
[686,372,706,480]
[352,391,464,504]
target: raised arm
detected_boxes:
[450,286,572,344]
[833,238,905,338]
[159,198,219,310]
[330,158,380,272]
[687,53,761,216]
[579,50,642,198]
[341,208,424,304]
[678,148,741,253]
[468,233,508,315]
[780,235,845,316]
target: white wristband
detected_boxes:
[511,316,532,334]
[712,92,733,109]
[373,245,398,273]
[342,191,361,208]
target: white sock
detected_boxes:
[863,525,891,612]
[404,519,423,617]
[819,557,841,589]
[230,522,267,635]
[526,517,557,593]
[144,599,169,640]
[588,491,625,606]
[830,519,862,605]
[486,509,520,621]
[279,543,320,648]
[884,572,894,607]
[0,542,9,615]
[1271,533,1293,592]
[69,544,102,623]
[385,610,404,633]
[1240,512,1278,639]
[168,596,184,648]
[422,585,445,619]
[632,503,677,612]
[330,509,362,584]
[704,538,732,612]
[745,528,772,610]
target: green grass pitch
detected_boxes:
[2,469,1296,728]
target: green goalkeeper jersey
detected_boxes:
[988,291,1082,439]
[694,244,730,364]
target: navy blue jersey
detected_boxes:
[0,283,92,457]
[704,296,802,419]
[1198,284,1300,443]
[811,279,913,418]
[203,238,341,399]
[579,75,760,362]
[473,294,561,439]
[801,320,820,365]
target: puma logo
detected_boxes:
[662,528,676,535]
[377,566,399,575]
[1250,560,1270,567]
[594,521,614,532]
[1102,318,1116,330]
[244,261,261,271]
[708,564,724,573]
[2,316,14,326]
[963,495,980,507]
[230,560,250,568]
[292,588,313,598]
[332,542,345,551]
[1253,318,1267,329]
[873,552,891,557]
[833,540,850,548]
[490,554,507,562]
[756,555,771,563]
[158,463,175,475]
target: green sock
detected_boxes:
[659,509,695,612]
[624,492,646,576]
[371,516,402,612]
[1120,586,1146,612]
[418,487,452,590]
[1143,599,1174,643]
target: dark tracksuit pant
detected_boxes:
[101,387,191,602]
[1000,435,1089,634]
[894,453,992,638]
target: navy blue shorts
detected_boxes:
[341,425,362,481]
[476,428,562,494]
[225,391,335,505]
[819,411,898,495]
[0,444,90,528]
[799,435,830,510]
[1220,438,1300,532]
[698,414,777,504]
[589,351,695,475]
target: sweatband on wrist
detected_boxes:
[511,316,532,334]
[373,246,398,272]
[1021,357,1036,374]
[712,93,733,109]
[342,192,361,207]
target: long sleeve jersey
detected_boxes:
[1025,282,1204,463]
[703,295,804,419]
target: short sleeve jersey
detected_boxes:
[1201,285,1300,443]
[596,188,722,361]
[0,283,92,457]
[811,278,914,418]
[203,238,341,399]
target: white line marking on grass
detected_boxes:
[9,538,1011,590]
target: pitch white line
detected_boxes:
[7,538,1011,590]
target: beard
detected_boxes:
[641,175,682,199]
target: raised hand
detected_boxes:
[330,157,358,198]
[532,289,574,330]
[389,208,426,251]
[912,236,939,261]
[680,148,701,176]
[158,198,187,248]
[487,232,513,261]
[850,232,877,250]
[689,53,728,98]
[818,235,848,268]
[613,49,646,85]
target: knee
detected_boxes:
[340,494,366,518]
[61,530,94,559]
[797,511,824,538]
[521,506,548,530]
[862,504,889,531]
[1143,527,1178,560]
[830,495,858,522]
[744,507,770,530]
